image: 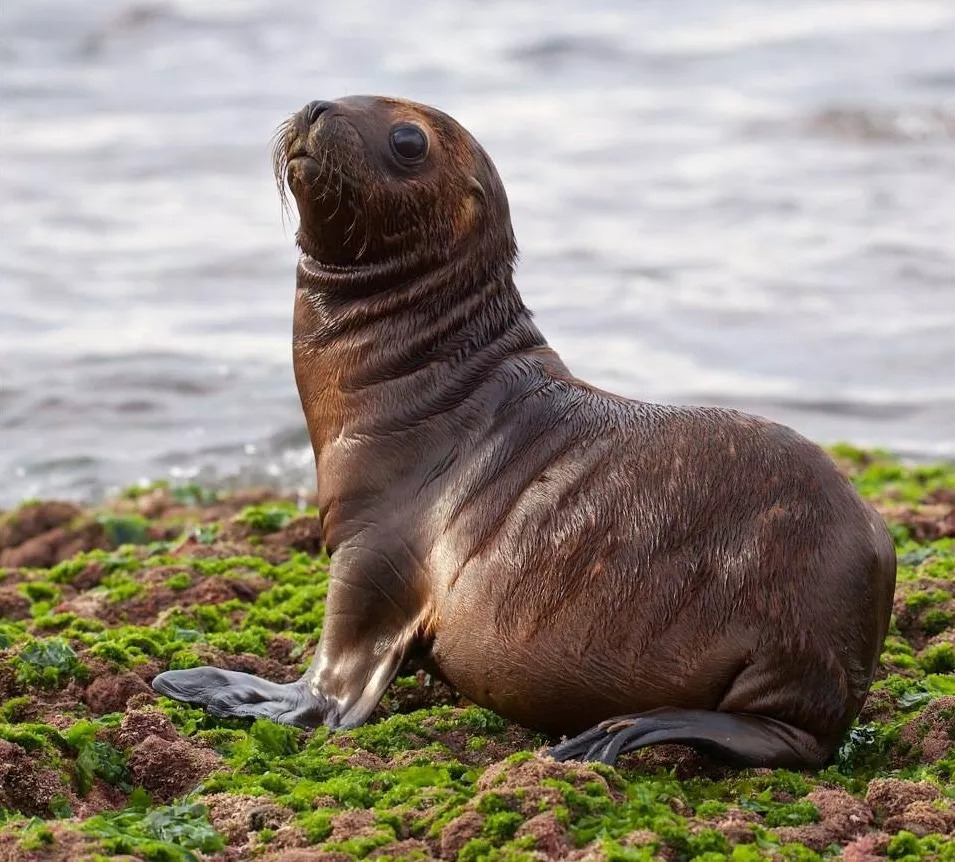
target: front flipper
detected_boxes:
[548,708,829,768]
[152,541,430,732]
[152,668,327,727]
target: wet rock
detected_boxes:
[345,750,392,771]
[897,696,955,764]
[199,489,292,522]
[774,787,875,851]
[1,474,951,858]
[135,488,173,519]
[373,839,435,860]
[0,522,109,569]
[0,501,82,550]
[773,823,837,853]
[266,635,300,663]
[265,852,352,862]
[56,590,109,619]
[173,536,290,563]
[127,734,221,801]
[439,810,484,860]
[713,809,761,844]
[260,824,310,854]
[204,792,292,844]
[515,812,573,858]
[69,780,129,819]
[83,670,155,715]
[382,670,460,715]
[842,832,891,862]
[262,516,324,554]
[806,787,873,838]
[865,778,942,820]
[328,809,378,842]
[882,799,953,837]
[181,573,267,605]
[879,502,955,541]
[96,571,268,627]
[0,585,31,620]
[858,686,897,724]
[71,560,106,590]
[0,739,65,817]
[478,754,621,803]
[622,742,734,780]
[189,645,300,683]
[0,666,19,701]
[115,707,180,747]
[0,822,95,862]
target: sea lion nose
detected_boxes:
[305,100,335,125]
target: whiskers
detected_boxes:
[270,116,296,228]
[270,113,371,263]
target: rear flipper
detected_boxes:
[152,668,328,728]
[548,708,830,768]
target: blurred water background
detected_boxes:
[2,0,954,507]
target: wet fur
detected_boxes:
[154,96,897,768]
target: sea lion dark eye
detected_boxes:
[390,124,428,164]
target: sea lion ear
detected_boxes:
[467,176,486,202]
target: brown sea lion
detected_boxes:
[152,96,897,768]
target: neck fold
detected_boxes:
[293,245,545,400]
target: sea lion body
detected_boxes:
[154,96,896,767]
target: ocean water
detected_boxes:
[1,0,954,506]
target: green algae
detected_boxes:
[65,720,132,796]
[11,637,88,688]
[829,445,955,506]
[234,501,302,533]
[0,450,953,859]
[81,800,224,861]
[887,830,955,862]
[96,514,152,547]
[16,820,57,851]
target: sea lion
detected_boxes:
[152,96,897,768]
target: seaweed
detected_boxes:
[0,449,952,859]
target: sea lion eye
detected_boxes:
[390,124,428,164]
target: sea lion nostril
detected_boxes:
[306,100,334,124]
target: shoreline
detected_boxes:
[4,428,954,516]
[0,444,952,860]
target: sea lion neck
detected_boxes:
[293,245,537,384]
[293,215,523,345]
[291,249,553,530]
[295,246,439,299]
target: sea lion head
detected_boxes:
[274,96,516,281]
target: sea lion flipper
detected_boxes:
[150,546,425,731]
[151,667,326,728]
[547,708,829,769]
[293,545,430,730]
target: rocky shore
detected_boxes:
[0,445,952,860]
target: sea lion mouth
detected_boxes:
[272,104,394,270]
[279,136,372,268]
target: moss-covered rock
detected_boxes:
[0,453,953,860]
